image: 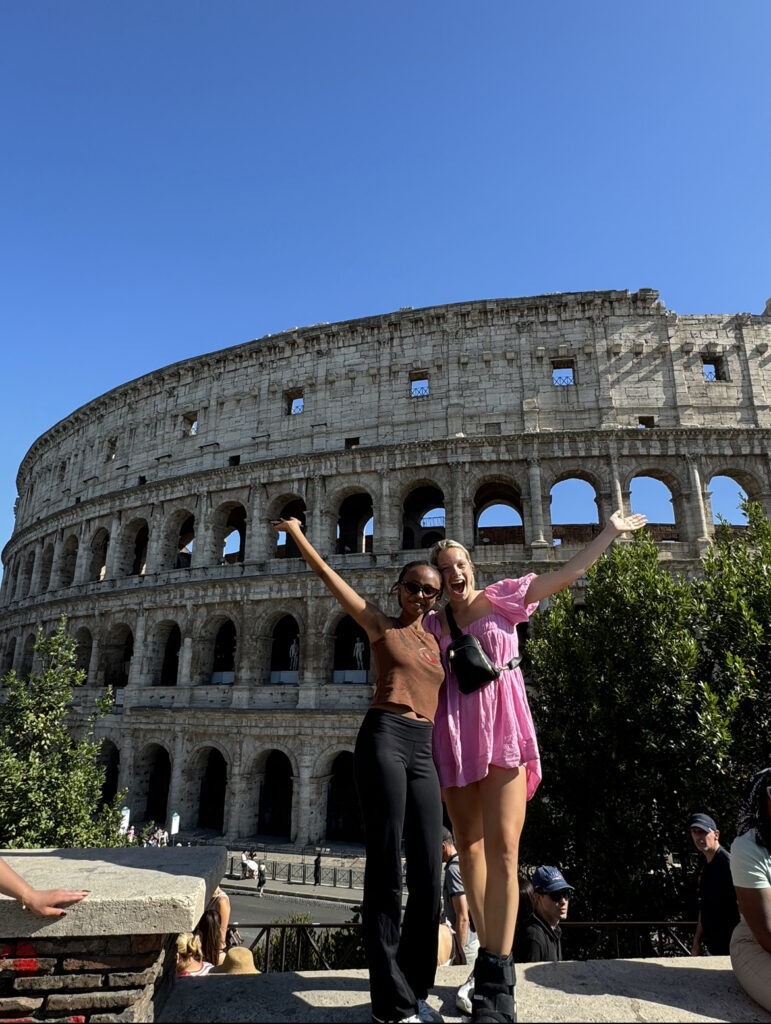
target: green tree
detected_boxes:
[692,500,771,814]
[0,616,126,848]
[524,530,732,927]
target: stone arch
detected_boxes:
[103,622,134,688]
[88,527,110,582]
[73,626,93,679]
[402,482,446,550]
[325,751,364,843]
[270,614,300,683]
[256,749,293,839]
[19,549,35,600]
[144,619,182,687]
[628,468,683,542]
[473,478,525,547]
[38,543,54,594]
[134,742,172,826]
[705,466,762,525]
[210,619,237,684]
[57,534,79,589]
[332,613,370,683]
[2,636,17,676]
[336,490,375,554]
[98,739,120,806]
[550,473,601,546]
[160,508,196,571]
[212,501,247,564]
[270,496,307,558]
[116,518,150,577]
[189,745,229,833]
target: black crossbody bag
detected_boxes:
[444,604,522,695]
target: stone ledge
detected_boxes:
[159,959,771,1023]
[0,847,226,937]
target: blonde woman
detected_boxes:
[175,932,214,977]
[427,510,646,1022]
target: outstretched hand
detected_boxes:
[270,517,302,534]
[609,510,647,534]
[24,888,89,918]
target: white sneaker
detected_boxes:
[416,1000,443,1023]
[456,971,474,1016]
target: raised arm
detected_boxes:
[271,518,390,642]
[524,510,647,605]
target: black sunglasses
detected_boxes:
[400,580,440,599]
[546,889,571,902]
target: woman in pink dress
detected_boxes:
[426,510,646,1022]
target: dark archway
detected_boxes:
[160,625,181,687]
[402,485,445,550]
[275,499,306,558]
[104,625,133,688]
[333,615,370,682]
[144,746,171,825]
[326,752,364,842]
[337,492,374,554]
[198,749,227,832]
[270,615,299,682]
[98,740,120,807]
[258,750,293,839]
[211,620,237,683]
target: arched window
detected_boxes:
[402,485,445,550]
[210,620,237,684]
[159,624,181,687]
[337,492,374,554]
[630,476,678,542]
[39,544,54,594]
[197,749,228,832]
[58,535,79,588]
[258,750,293,839]
[104,625,133,688]
[474,482,524,547]
[270,616,299,683]
[89,528,110,582]
[326,752,364,842]
[333,615,370,683]
[274,499,306,558]
[550,479,599,547]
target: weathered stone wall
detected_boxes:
[2,290,770,844]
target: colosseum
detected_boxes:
[2,288,770,846]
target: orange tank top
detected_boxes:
[370,618,444,722]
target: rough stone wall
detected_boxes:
[0,933,174,1022]
[1,289,770,844]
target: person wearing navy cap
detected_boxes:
[513,866,574,964]
[689,812,739,956]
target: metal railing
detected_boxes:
[232,920,698,973]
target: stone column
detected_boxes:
[117,743,135,808]
[293,755,315,846]
[607,449,625,515]
[126,616,146,688]
[28,542,43,596]
[87,639,102,687]
[165,736,186,833]
[446,467,470,546]
[527,458,549,555]
[688,459,711,543]
[246,488,272,563]
[375,470,400,554]
[143,508,164,575]
[178,637,194,686]
[104,514,123,579]
[224,753,246,839]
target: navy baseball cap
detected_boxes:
[689,813,718,833]
[532,865,574,893]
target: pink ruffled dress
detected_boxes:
[424,576,542,800]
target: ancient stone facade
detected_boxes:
[2,289,770,844]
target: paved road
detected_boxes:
[225,890,361,949]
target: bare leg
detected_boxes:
[444,782,487,948]
[478,765,527,956]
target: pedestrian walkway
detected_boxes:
[160,957,771,1023]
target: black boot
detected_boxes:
[503,953,517,1023]
[471,948,515,1023]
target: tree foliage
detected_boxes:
[523,503,771,927]
[0,616,126,848]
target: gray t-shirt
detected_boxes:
[443,855,477,943]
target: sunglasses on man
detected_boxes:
[541,889,571,902]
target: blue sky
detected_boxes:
[2,0,767,549]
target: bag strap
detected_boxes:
[446,604,522,673]
[444,604,464,641]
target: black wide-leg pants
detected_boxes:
[354,708,442,1022]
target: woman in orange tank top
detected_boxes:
[272,518,445,1024]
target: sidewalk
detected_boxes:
[222,872,365,906]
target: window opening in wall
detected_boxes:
[701,355,727,382]
[638,417,656,429]
[183,413,199,437]
[106,437,117,461]
[138,475,147,485]
[345,437,360,449]
[552,361,575,386]
[410,376,429,397]
[286,389,304,415]
[228,454,241,466]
